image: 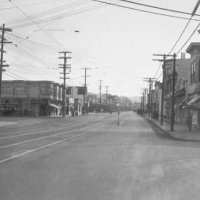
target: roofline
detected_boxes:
[186,42,200,53]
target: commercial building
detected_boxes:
[66,86,86,115]
[163,56,191,122]
[1,80,62,116]
[186,42,200,128]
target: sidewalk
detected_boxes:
[146,116,200,142]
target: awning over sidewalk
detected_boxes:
[48,103,61,109]
[187,95,200,108]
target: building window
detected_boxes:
[66,87,71,95]
[78,87,86,95]
[191,62,196,83]
[14,85,27,95]
[2,86,11,94]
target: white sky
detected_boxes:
[0,0,200,97]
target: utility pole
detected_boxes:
[0,24,12,115]
[59,51,71,117]
[105,86,108,104]
[144,88,148,114]
[153,53,175,130]
[143,78,156,118]
[140,89,145,113]
[153,54,166,125]
[99,80,103,103]
[161,55,166,126]
[171,53,176,131]
[82,67,90,114]
[142,91,145,113]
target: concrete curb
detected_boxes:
[146,117,200,143]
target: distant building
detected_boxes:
[152,81,162,119]
[1,80,62,116]
[66,86,86,115]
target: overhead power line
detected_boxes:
[152,0,200,80]
[115,0,200,17]
[168,0,200,55]
[153,62,162,79]
[176,22,200,54]
[92,0,200,21]
[9,0,66,49]
[168,17,193,55]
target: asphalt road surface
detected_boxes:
[0,112,200,200]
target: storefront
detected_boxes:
[187,95,200,129]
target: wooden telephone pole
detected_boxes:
[82,67,90,114]
[153,53,176,131]
[59,51,71,117]
[99,80,103,103]
[143,77,156,118]
[0,24,12,115]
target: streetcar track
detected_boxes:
[0,117,105,140]
[0,124,106,164]
[0,122,103,149]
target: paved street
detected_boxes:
[0,112,200,200]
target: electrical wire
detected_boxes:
[1,0,67,11]
[153,1,200,81]
[153,62,162,79]
[9,0,66,49]
[92,0,200,22]
[168,0,200,55]
[176,22,200,54]
[156,71,162,80]
[114,0,200,17]
[12,2,103,30]
[10,0,90,27]
[9,2,104,47]
[168,16,193,55]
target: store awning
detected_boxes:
[48,103,61,109]
[187,95,200,106]
[186,95,200,108]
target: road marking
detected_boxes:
[0,122,17,127]
[0,119,103,140]
[0,122,103,149]
[0,125,106,164]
